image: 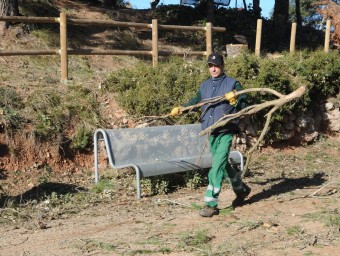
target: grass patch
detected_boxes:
[21,84,102,150]
[75,238,116,253]
[286,225,304,236]
[133,236,172,254]
[0,181,119,225]
[31,29,60,48]
[303,209,340,229]
[91,178,116,194]
[219,207,234,216]
[178,229,213,253]
[190,202,202,211]
[0,87,25,131]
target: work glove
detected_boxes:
[225,90,237,106]
[170,107,182,116]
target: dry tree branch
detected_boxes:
[199,87,305,136]
[138,96,225,122]
[177,86,306,177]
[147,86,306,177]
[201,86,306,177]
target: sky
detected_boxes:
[128,0,275,18]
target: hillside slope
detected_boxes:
[0,1,158,195]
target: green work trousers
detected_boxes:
[204,133,243,208]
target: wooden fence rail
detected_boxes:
[0,14,333,82]
[0,13,225,83]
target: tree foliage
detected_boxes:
[313,0,340,46]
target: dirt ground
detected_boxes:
[0,135,339,256]
[0,2,339,255]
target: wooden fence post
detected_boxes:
[255,19,262,57]
[324,19,331,53]
[206,22,212,56]
[60,12,68,83]
[152,19,158,67]
[290,22,297,54]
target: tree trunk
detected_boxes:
[295,0,302,27]
[273,0,289,47]
[207,0,215,24]
[0,0,19,36]
[253,0,261,17]
[242,0,247,9]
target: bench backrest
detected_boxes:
[102,123,210,166]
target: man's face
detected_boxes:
[208,63,224,78]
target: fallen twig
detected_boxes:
[309,180,340,197]
[157,198,193,208]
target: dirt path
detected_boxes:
[1,149,339,256]
[1,189,339,255]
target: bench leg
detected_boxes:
[135,166,141,199]
[94,134,99,183]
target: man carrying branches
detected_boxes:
[170,52,251,217]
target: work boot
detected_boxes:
[199,206,219,217]
[232,183,251,208]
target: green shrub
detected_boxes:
[105,50,339,143]
[26,85,101,150]
[0,88,25,130]
[70,124,91,150]
[91,178,115,194]
[105,56,207,123]
[154,5,198,26]
[27,88,65,140]
[294,50,340,103]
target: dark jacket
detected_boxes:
[184,73,245,135]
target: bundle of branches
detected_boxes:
[175,86,306,177]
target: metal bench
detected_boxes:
[93,124,243,199]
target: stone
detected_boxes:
[226,44,247,58]
[300,131,319,143]
[282,130,295,140]
[325,102,334,110]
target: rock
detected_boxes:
[300,131,319,143]
[296,116,313,129]
[282,130,295,140]
[135,123,149,128]
[323,108,340,131]
[226,44,247,58]
[325,102,334,110]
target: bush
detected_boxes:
[105,50,339,141]
[25,85,101,150]
[105,56,208,123]
[0,88,25,131]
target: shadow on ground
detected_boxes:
[246,172,326,205]
[0,182,87,207]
